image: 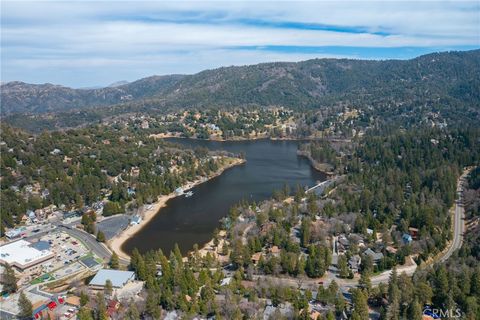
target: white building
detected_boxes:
[89,269,135,289]
[0,240,54,272]
[130,215,142,225]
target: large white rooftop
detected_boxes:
[0,239,53,268]
[89,269,135,288]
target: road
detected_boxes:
[252,168,473,291]
[438,168,470,263]
[63,226,130,265]
[22,167,473,291]
[57,226,112,261]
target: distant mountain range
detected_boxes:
[1,49,479,116]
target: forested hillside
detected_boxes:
[2,50,479,118]
[0,75,184,115]
[0,124,238,235]
[378,165,480,320]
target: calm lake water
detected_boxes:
[122,139,325,255]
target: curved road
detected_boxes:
[56,226,112,261]
[438,168,469,263]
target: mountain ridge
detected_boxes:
[1,49,479,115]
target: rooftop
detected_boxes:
[30,240,51,251]
[0,239,53,269]
[364,248,384,261]
[89,269,135,288]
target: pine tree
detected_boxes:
[326,311,335,320]
[96,230,106,242]
[2,263,17,293]
[300,218,311,247]
[359,270,372,293]
[95,292,107,320]
[129,248,141,271]
[126,299,140,320]
[409,298,423,320]
[146,290,161,319]
[18,291,33,319]
[80,291,89,306]
[110,251,120,269]
[104,279,113,296]
[78,307,94,320]
[338,255,349,278]
[351,289,369,320]
[386,285,400,320]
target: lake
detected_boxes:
[122,138,325,255]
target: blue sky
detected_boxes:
[1,1,479,87]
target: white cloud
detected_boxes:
[1,1,479,87]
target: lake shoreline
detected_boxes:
[107,157,246,260]
[149,132,327,142]
[296,150,335,176]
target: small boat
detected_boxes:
[185,191,194,198]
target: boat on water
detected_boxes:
[185,191,194,198]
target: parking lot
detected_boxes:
[97,215,130,240]
[19,231,91,287]
[52,262,86,280]
[40,232,89,272]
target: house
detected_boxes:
[337,236,350,254]
[408,227,419,240]
[402,233,413,244]
[251,252,263,264]
[41,189,50,199]
[263,303,292,320]
[89,269,135,290]
[63,210,81,220]
[364,248,384,264]
[140,120,149,129]
[310,311,321,320]
[65,296,81,308]
[130,167,140,177]
[107,300,120,318]
[270,246,280,256]
[240,280,256,289]
[220,277,232,286]
[386,246,398,254]
[130,215,142,225]
[337,236,350,248]
[127,187,136,196]
[50,148,61,155]
[27,210,36,221]
[5,227,26,239]
[357,239,366,249]
[348,255,362,274]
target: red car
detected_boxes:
[47,301,57,310]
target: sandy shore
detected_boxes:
[108,157,246,260]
